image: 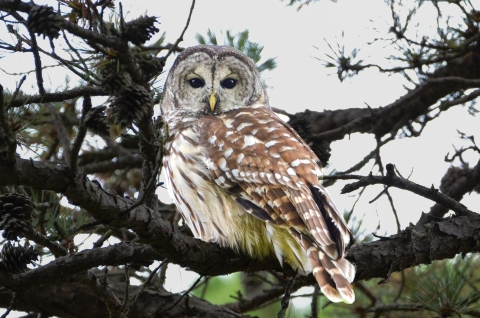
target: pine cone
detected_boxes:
[0,193,33,241]
[0,242,38,274]
[136,53,165,81]
[26,5,62,39]
[84,106,110,137]
[123,16,159,46]
[101,69,133,95]
[108,83,153,128]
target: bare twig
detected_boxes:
[6,75,26,110]
[364,302,424,314]
[140,43,185,54]
[61,29,90,78]
[93,229,113,248]
[355,281,377,307]
[310,285,320,318]
[47,103,71,163]
[7,86,107,108]
[438,88,480,112]
[81,270,122,318]
[157,260,169,287]
[123,260,166,317]
[68,220,103,237]
[164,0,195,60]
[324,164,475,215]
[159,275,203,313]
[27,31,45,95]
[393,270,405,303]
[22,226,67,257]
[119,163,160,215]
[386,190,401,234]
[70,96,91,173]
[120,266,130,314]
[278,271,297,318]
[368,186,389,204]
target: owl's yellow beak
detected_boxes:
[209,93,217,112]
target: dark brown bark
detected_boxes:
[0,207,479,316]
[2,158,480,287]
[0,158,284,277]
[0,283,253,318]
[426,159,480,219]
[288,53,480,165]
[348,212,480,282]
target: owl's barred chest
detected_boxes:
[163,119,267,251]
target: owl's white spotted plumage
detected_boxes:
[161,45,355,303]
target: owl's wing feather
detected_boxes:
[197,107,355,303]
[310,185,350,256]
[284,188,340,259]
[235,197,276,223]
[198,108,351,253]
[290,228,355,304]
[235,183,355,303]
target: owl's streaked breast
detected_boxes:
[164,123,259,244]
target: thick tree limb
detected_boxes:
[348,211,480,282]
[81,154,143,174]
[424,159,480,220]
[2,158,480,285]
[0,242,158,290]
[0,282,253,318]
[288,52,480,151]
[0,158,284,276]
[0,207,479,316]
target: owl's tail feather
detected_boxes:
[291,229,355,303]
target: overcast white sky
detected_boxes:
[2,0,480,314]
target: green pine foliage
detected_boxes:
[196,29,277,74]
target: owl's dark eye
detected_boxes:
[189,78,205,88]
[221,78,237,89]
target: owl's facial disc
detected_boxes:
[180,61,252,114]
[162,46,268,118]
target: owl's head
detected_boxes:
[161,45,269,118]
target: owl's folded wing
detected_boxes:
[197,107,351,260]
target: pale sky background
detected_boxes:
[2,0,479,316]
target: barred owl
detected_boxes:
[161,45,355,303]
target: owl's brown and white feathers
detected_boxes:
[161,45,355,303]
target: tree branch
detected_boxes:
[331,171,474,216]
[0,282,253,318]
[348,212,480,282]
[420,159,480,222]
[2,157,480,288]
[288,51,480,164]
[7,86,107,108]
